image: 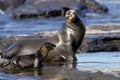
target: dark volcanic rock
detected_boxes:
[12,0,76,19]
[0,0,25,11]
[80,0,108,14]
[80,36,120,52]
[0,0,108,19]
[0,32,120,54]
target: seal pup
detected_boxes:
[11,42,55,69]
[2,10,86,67]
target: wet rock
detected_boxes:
[0,0,25,11]
[77,24,120,52]
[0,0,108,19]
[12,0,74,19]
[0,23,120,53]
[80,36,120,52]
[0,62,119,80]
[0,32,120,54]
[79,0,108,14]
[12,6,70,19]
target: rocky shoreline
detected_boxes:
[0,24,119,80]
[0,24,119,54]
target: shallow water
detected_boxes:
[77,52,120,69]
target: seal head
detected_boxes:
[65,10,76,23]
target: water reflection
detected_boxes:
[0,60,77,79]
[1,66,77,79]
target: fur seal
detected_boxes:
[2,10,86,67]
[1,42,55,69]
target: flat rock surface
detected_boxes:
[86,24,120,34]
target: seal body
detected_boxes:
[2,10,86,68]
[9,42,56,69]
[2,36,58,59]
[42,14,86,66]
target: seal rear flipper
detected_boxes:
[11,56,34,69]
[0,58,10,67]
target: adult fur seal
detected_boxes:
[2,10,86,67]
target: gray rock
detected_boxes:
[79,0,108,13]
[0,0,25,11]
[81,36,120,52]
[0,0,108,19]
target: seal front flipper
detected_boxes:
[34,42,56,68]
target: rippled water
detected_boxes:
[77,52,120,69]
